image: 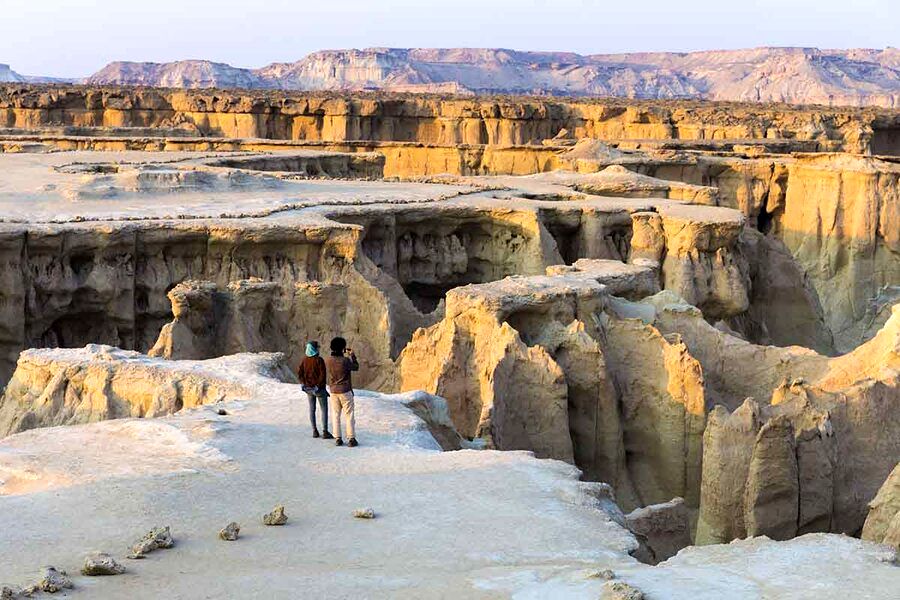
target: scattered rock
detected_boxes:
[601,581,644,600]
[353,508,376,519]
[263,505,288,526]
[586,569,616,580]
[1,587,18,600]
[81,552,126,576]
[217,408,228,416]
[542,128,577,146]
[37,567,73,593]
[561,138,625,163]
[219,522,241,541]
[128,525,174,558]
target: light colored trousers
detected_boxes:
[330,391,356,440]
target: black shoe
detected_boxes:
[312,429,320,438]
[322,431,334,440]
[348,438,359,448]
[335,438,344,447]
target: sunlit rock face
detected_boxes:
[3,85,900,153]
[772,154,900,352]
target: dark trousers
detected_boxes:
[307,392,329,432]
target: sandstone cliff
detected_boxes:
[3,85,899,154]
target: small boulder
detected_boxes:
[81,553,126,576]
[353,508,376,519]
[625,497,692,564]
[586,569,616,580]
[128,525,174,558]
[217,408,228,416]
[219,522,241,541]
[601,581,644,600]
[263,505,288,526]
[37,567,73,593]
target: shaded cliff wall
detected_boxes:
[0,220,354,387]
[0,205,565,392]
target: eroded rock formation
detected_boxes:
[399,263,900,538]
[147,276,401,389]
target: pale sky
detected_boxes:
[1,0,896,77]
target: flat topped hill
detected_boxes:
[75,46,900,108]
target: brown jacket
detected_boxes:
[324,354,359,394]
[298,355,327,389]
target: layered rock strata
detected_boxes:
[3,86,899,154]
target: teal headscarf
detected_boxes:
[305,342,319,357]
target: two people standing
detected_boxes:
[298,337,360,447]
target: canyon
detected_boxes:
[0,85,897,598]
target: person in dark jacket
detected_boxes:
[298,341,332,439]
[324,336,360,447]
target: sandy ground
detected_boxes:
[0,354,897,599]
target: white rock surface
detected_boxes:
[503,534,898,599]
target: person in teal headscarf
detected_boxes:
[298,340,332,438]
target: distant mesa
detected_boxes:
[0,64,26,83]
[0,63,74,84]
[6,46,900,107]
